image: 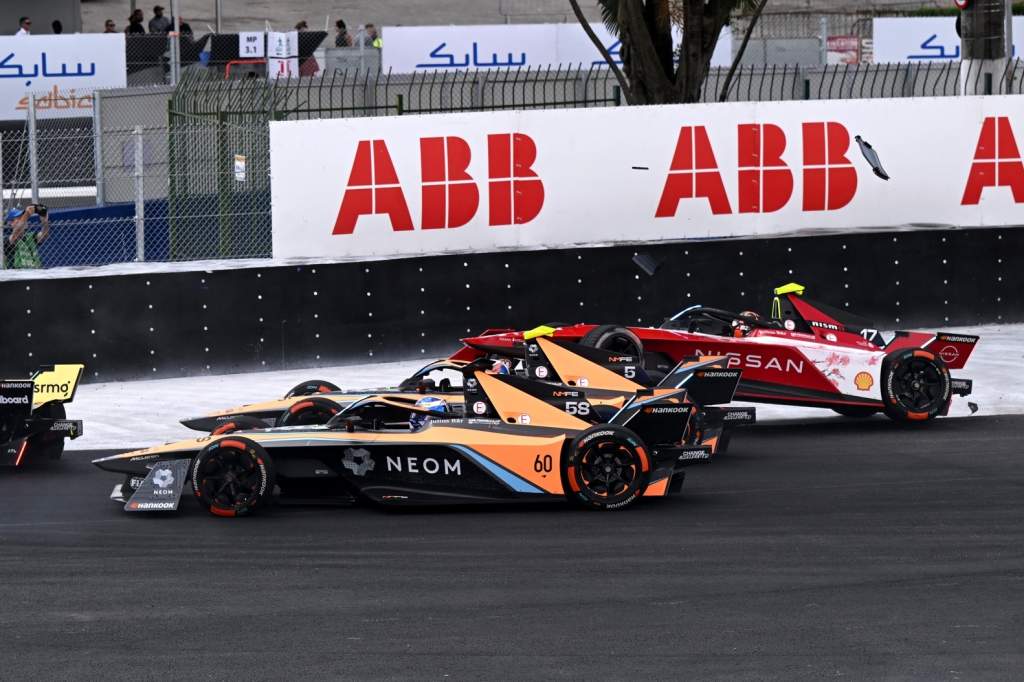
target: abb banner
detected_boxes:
[270,96,1024,261]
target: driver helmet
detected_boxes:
[732,310,761,337]
[488,358,511,375]
[409,395,450,431]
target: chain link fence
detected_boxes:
[3,56,1023,271]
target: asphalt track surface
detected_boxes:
[2,415,1022,680]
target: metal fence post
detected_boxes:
[28,93,39,205]
[0,131,5,270]
[92,90,105,205]
[133,126,146,261]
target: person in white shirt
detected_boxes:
[16,16,31,35]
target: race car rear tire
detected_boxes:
[210,415,270,435]
[831,406,878,418]
[881,348,951,422]
[28,401,66,461]
[192,437,275,517]
[565,425,649,510]
[579,325,645,367]
[282,379,340,399]
[275,396,342,427]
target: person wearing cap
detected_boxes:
[149,5,171,34]
[3,205,49,269]
[126,9,146,34]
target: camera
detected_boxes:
[29,203,48,217]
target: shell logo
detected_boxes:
[854,371,874,391]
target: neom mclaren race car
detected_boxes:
[93,356,754,515]
[181,332,684,434]
[1,364,84,467]
[180,358,472,434]
[463,283,978,422]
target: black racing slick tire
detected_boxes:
[282,379,340,399]
[275,396,342,427]
[29,401,67,461]
[565,425,650,510]
[831,406,879,419]
[210,415,270,435]
[192,437,275,517]
[579,325,645,367]
[881,348,952,422]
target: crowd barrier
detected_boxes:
[0,225,1018,382]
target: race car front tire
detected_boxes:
[192,437,275,517]
[275,396,342,427]
[210,415,270,435]
[579,325,645,367]
[565,425,650,510]
[881,348,951,422]
[283,379,340,399]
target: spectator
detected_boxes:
[364,23,382,49]
[295,20,309,31]
[149,5,171,34]
[334,19,352,47]
[51,20,63,34]
[126,9,146,34]
[178,19,193,37]
[104,19,117,33]
[16,16,31,35]
[3,206,50,270]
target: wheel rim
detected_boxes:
[199,450,263,509]
[579,440,639,498]
[891,358,944,411]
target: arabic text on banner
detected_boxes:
[381,23,732,73]
[0,34,127,120]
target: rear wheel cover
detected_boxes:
[566,425,649,510]
[882,349,951,422]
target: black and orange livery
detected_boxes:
[93,356,754,515]
[1,364,84,467]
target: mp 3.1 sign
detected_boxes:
[270,96,1024,260]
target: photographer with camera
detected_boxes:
[2,204,50,269]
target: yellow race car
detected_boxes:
[1,364,84,467]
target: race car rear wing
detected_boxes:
[1,371,84,465]
[884,332,979,371]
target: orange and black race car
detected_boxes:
[1,364,84,467]
[92,356,754,515]
[180,332,700,434]
[180,358,471,434]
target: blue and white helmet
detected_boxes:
[409,395,450,431]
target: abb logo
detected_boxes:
[333,134,545,234]
[961,116,1024,205]
[656,121,857,217]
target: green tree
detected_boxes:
[569,0,768,105]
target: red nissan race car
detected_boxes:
[458,283,977,422]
